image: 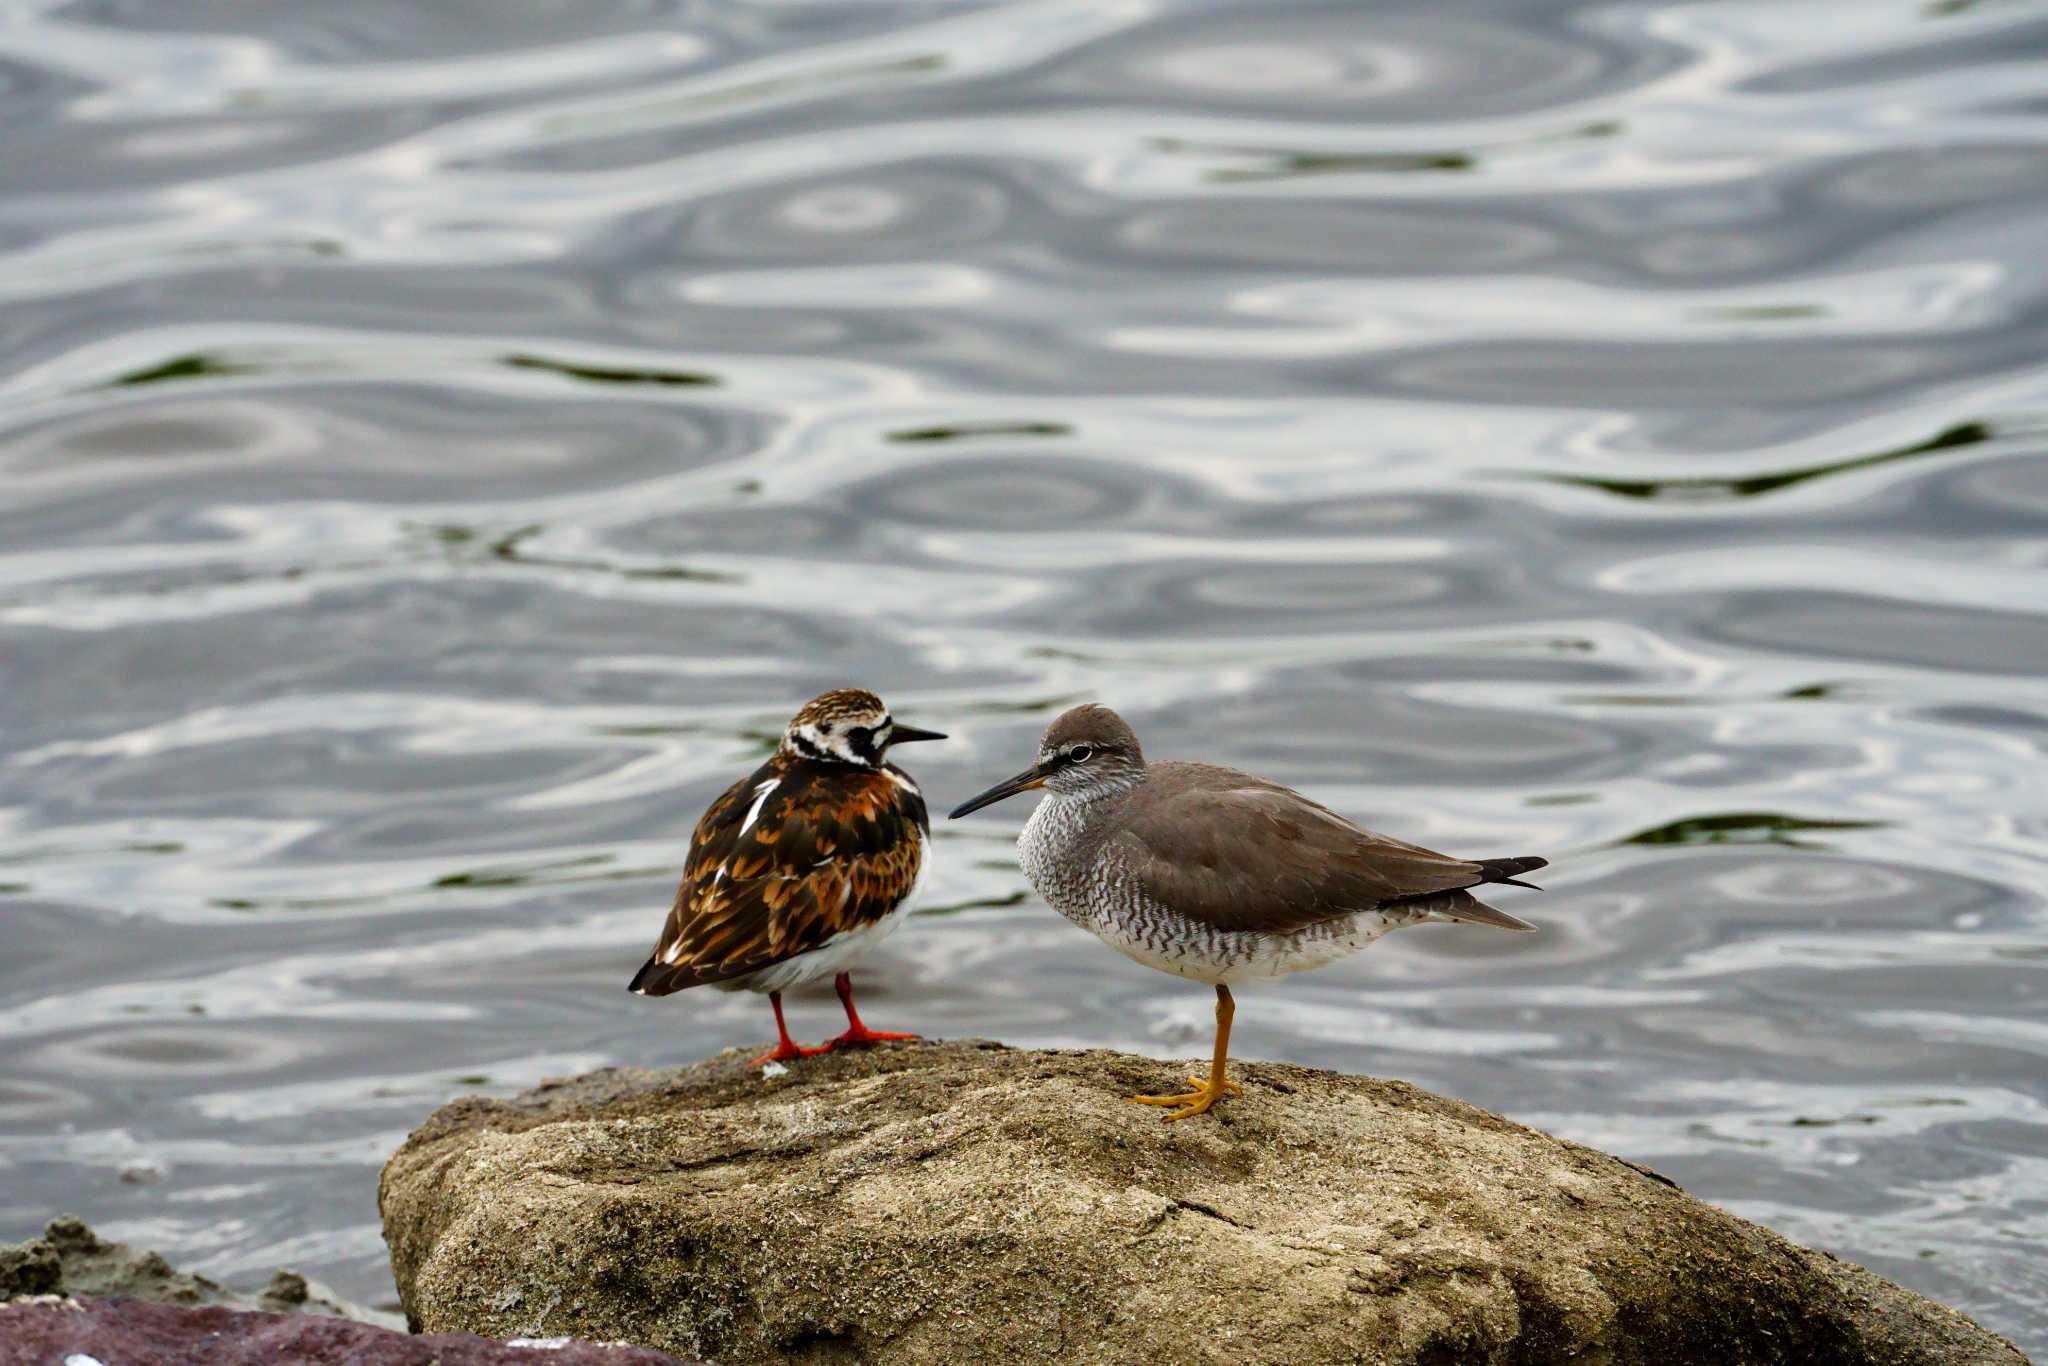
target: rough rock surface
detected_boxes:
[0,1216,699,1364]
[0,1214,394,1325]
[0,1296,688,1365]
[379,1040,2025,1365]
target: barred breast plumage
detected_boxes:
[954,704,1546,1121]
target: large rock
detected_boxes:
[379,1040,2026,1365]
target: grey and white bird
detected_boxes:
[948,703,1544,1121]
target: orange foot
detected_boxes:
[818,1025,920,1052]
[749,1039,829,1067]
[1126,1074,1241,1123]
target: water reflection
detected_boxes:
[0,0,2045,1351]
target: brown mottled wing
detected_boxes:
[1107,763,1524,936]
[628,761,928,995]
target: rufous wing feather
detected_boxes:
[630,760,928,995]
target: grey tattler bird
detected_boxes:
[948,703,1545,1121]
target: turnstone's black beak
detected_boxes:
[948,762,1049,819]
[887,723,947,746]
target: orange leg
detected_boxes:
[1127,984,1241,1121]
[817,972,919,1051]
[749,991,828,1067]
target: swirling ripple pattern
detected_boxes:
[1,0,2045,1346]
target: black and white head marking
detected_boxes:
[780,687,893,769]
[788,714,891,768]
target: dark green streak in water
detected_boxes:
[0,840,185,864]
[1571,681,1847,706]
[621,566,734,582]
[212,854,673,911]
[1541,421,1992,501]
[1620,811,1886,848]
[888,421,1073,443]
[1149,135,1473,182]
[410,520,738,585]
[1204,148,1473,181]
[1790,1113,1882,1127]
[488,525,544,560]
[104,353,258,388]
[212,893,391,912]
[502,353,717,387]
[1169,119,1621,183]
[445,860,664,893]
[433,854,614,889]
[103,350,719,391]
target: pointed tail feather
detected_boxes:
[1476,855,1547,891]
[628,956,703,997]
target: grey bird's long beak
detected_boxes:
[948,763,1049,819]
[887,723,947,746]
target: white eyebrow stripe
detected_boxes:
[739,778,780,836]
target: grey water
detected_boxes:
[1,0,2045,1350]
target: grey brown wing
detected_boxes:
[1108,784,1507,936]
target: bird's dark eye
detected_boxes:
[1068,745,1093,762]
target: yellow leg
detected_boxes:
[1128,985,1240,1122]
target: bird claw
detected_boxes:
[749,1041,829,1067]
[1125,1073,1237,1121]
[818,1026,920,1052]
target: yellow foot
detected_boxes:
[1125,1074,1240,1122]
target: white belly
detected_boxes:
[1089,908,1411,987]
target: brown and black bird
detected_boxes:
[630,688,943,1065]
[950,704,1545,1120]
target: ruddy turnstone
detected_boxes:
[630,688,943,1066]
[949,703,1544,1120]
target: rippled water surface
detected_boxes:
[3,0,2047,1348]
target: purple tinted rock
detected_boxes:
[0,1297,693,1366]
[1,1214,401,1328]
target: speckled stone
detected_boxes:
[378,1040,2026,1366]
